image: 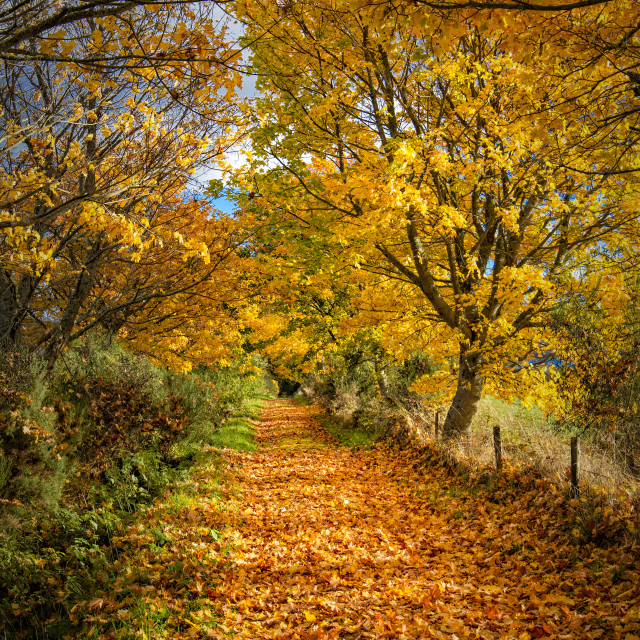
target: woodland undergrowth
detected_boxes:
[0,336,273,639]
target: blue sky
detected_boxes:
[209,195,237,214]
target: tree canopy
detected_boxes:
[1,0,640,434]
[232,0,640,437]
[0,1,248,370]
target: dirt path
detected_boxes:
[81,399,639,639]
[207,400,638,639]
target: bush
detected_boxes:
[553,298,640,477]
[55,340,273,511]
[0,504,118,639]
[0,335,274,638]
[0,348,68,507]
[303,345,436,441]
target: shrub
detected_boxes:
[0,348,67,507]
[303,345,436,441]
[0,337,273,638]
[0,506,116,639]
[553,298,640,477]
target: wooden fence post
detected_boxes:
[434,411,440,439]
[570,436,580,497]
[493,425,503,473]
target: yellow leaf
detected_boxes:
[91,29,104,48]
[60,40,75,56]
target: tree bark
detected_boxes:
[0,272,18,345]
[442,350,484,440]
[43,257,98,372]
[0,272,33,346]
[375,359,390,399]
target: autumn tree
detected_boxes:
[235,0,640,438]
[0,3,246,369]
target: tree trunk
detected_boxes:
[43,266,95,372]
[0,272,18,345]
[375,359,389,399]
[442,350,484,440]
[0,272,32,346]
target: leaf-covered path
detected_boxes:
[81,399,640,639]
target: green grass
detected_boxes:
[208,398,265,452]
[319,415,379,448]
[472,395,548,440]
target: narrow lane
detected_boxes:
[78,399,637,640]
[211,399,632,639]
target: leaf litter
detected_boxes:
[77,399,640,639]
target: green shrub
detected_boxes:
[92,450,178,513]
[0,505,116,639]
[0,335,274,638]
[57,333,168,404]
[303,344,436,441]
[0,348,68,507]
[553,298,640,475]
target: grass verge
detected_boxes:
[0,371,268,640]
[448,395,640,503]
[319,413,379,448]
[207,397,265,452]
[70,402,263,639]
